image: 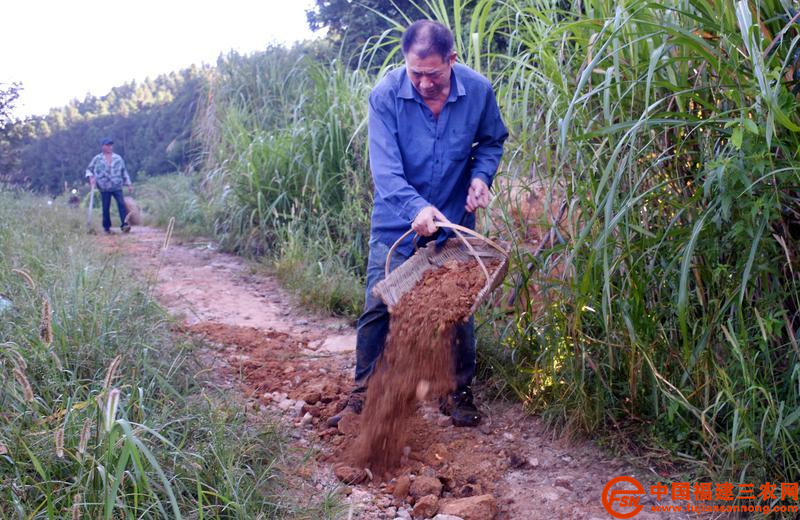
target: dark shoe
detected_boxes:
[121,224,131,233]
[103,228,112,235]
[326,387,366,428]
[440,387,481,427]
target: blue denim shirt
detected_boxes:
[368,63,508,257]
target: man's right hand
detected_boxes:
[412,206,449,236]
[88,176,96,188]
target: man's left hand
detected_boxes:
[465,178,490,212]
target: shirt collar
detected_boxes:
[397,65,466,101]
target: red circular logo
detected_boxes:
[602,476,645,519]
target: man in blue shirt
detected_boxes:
[329,20,507,428]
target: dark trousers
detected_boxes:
[100,189,127,231]
[355,238,476,389]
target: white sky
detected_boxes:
[1,1,320,117]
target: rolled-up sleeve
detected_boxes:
[469,87,508,189]
[368,90,429,222]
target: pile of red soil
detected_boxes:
[351,258,500,477]
[186,322,350,411]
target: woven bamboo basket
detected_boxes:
[372,222,509,316]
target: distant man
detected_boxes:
[329,20,507,428]
[85,138,132,234]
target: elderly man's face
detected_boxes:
[405,48,456,100]
[102,144,113,154]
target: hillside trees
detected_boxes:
[0,83,24,182]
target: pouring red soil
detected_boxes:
[350,258,501,478]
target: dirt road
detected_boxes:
[101,226,697,520]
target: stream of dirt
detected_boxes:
[99,226,701,520]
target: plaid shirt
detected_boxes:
[85,153,131,192]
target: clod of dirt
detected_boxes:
[349,260,500,477]
[439,494,498,520]
[410,475,443,500]
[337,413,359,435]
[302,404,321,417]
[301,391,321,405]
[393,475,412,500]
[412,494,440,519]
[334,464,367,485]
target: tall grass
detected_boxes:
[0,192,341,518]
[459,0,800,485]
[193,48,373,315]
[135,173,216,237]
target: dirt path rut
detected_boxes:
[101,226,697,520]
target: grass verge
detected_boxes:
[0,190,341,519]
[134,173,216,238]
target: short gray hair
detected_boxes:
[401,20,454,61]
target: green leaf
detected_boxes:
[743,118,759,135]
[117,420,182,520]
[105,442,132,520]
[731,127,743,149]
[678,212,708,349]
[739,212,768,305]
[783,404,800,429]
[20,440,49,481]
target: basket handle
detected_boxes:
[383,221,506,285]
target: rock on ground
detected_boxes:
[410,475,443,499]
[393,475,412,500]
[412,494,440,519]
[439,494,497,520]
[334,465,366,485]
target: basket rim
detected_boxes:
[373,238,509,310]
